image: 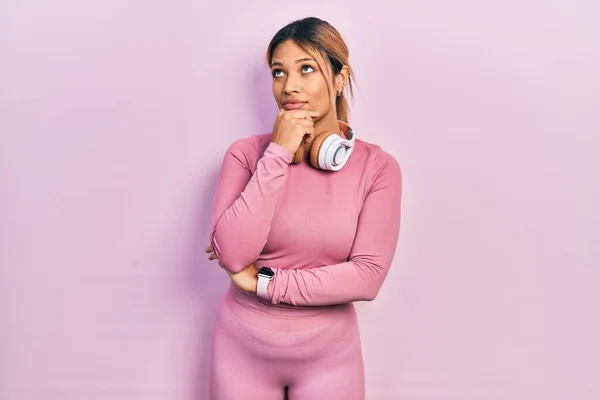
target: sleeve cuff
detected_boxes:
[265,141,293,163]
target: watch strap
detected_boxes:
[257,275,270,298]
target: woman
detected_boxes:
[204,16,402,400]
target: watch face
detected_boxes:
[258,267,274,278]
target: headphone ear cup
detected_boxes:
[292,146,304,164]
[310,132,338,169]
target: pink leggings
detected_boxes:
[209,292,365,400]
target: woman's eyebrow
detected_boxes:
[271,57,316,67]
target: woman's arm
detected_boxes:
[263,157,402,306]
[209,138,292,274]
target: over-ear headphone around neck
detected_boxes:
[291,121,356,171]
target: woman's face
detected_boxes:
[270,40,341,119]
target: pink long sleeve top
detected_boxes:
[209,131,402,308]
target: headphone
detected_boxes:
[291,121,356,171]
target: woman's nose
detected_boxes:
[283,76,301,94]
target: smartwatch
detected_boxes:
[256,267,274,298]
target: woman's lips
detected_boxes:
[283,102,308,110]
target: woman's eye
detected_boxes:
[272,65,314,78]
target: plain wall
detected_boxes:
[1,0,599,399]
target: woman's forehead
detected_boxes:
[273,41,322,63]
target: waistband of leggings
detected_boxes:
[223,284,354,331]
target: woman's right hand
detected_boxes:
[271,109,321,157]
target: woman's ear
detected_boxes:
[335,65,351,92]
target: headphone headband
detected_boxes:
[338,121,355,143]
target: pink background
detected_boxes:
[2,1,599,399]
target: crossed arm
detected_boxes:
[207,139,402,306]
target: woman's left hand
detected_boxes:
[225,264,259,294]
[204,244,259,294]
